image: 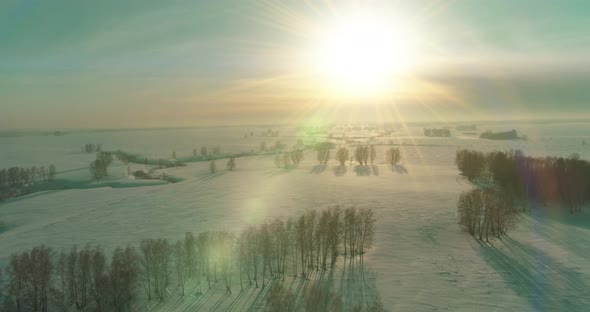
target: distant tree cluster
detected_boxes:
[82,143,103,153]
[456,149,590,213]
[261,129,279,137]
[89,152,113,182]
[480,129,521,140]
[458,189,517,241]
[424,128,451,137]
[1,208,378,311]
[0,164,56,201]
[385,147,401,165]
[114,150,146,165]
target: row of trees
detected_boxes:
[424,128,451,137]
[456,149,590,213]
[2,208,377,311]
[208,157,237,173]
[457,189,518,241]
[238,207,376,289]
[191,146,221,158]
[323,146,401,166]
[5,245,138,312]
[82,144,103,154]
[0,165,56,190]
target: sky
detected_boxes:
[1,0,590,129]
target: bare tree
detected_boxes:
[283,152,291,169]
[385,147,401,165]
[173,240,188,296]
[6,246,53,312]
[48,164,56,181]
[89,247,109,312]
[227,157,236,171]
[290,149,304,166]
[109,246,139,312]
[369,145,376,164]
[336,147,349,166]
[457,189,517,240]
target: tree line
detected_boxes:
[0,165,56,189]
[323,145,401,166]
[1,207,377,312]
[0,165,56,201]
[456,149,590,213]
[82,144,103,154]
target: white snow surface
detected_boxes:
[1,121,590,311]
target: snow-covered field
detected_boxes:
[1,121,589,311]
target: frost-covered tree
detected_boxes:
[370,145,376,164]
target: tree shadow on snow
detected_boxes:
[196,171,226,181]
[310,164,327,174]
[477,237,590,311]
[390,164,408,174]
[371,165,379,176]
[354,165,371,176]
[260,257,386,312]
[333,165,347,176]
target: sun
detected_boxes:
[310,13,420,97]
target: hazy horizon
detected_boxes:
[2,0,590,128]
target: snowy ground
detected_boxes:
[1,121,589,311]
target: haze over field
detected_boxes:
[1,1,590,312]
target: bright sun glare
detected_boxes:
[311,13,419,97]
